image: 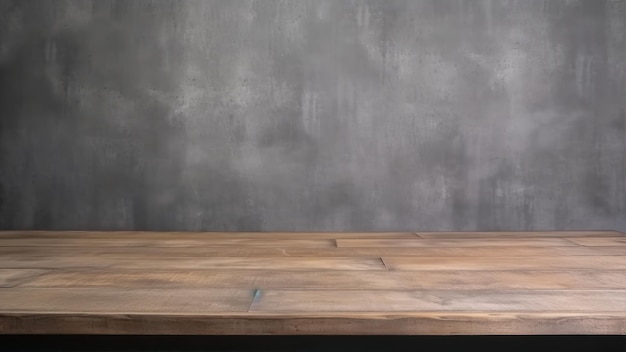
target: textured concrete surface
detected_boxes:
[0,0,624,231]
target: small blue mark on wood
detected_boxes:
[252,289,262,302]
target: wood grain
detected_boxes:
[19,269,626,290]
[1,231,625,335]
[566,237,626,247]
[1,312,624,335]
[1,245,620,257]
[381,256,626,271]
[0,269,48,288]
[250,289,626,312]
[0,256,386,271]
[0,288,253,313]
[336,238,579,248]
[0,231,418,240]
[416,231,624,239]
[0,238,335,248]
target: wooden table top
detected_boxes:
[0,231,625,335]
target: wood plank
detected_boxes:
[0,257,386,271]
[566,237,626,247]
[1,230,624,335]
[1,245,619,257]
[337,238,579,248]
[416,231,624,239]
[0,238,335,248]
[381,256,626,271]
[0,231,417,240]
[2,230,620,240]
[0,269,48,288]
[19,269,626,290]
[250,289,626,312]
[0,288,252,313]
[1,311,625,335]
[3,245,622,259]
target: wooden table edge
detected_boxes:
[1,311,625,335]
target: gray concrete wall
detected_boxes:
[0,0,624,232]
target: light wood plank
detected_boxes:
[1,245,619,257]
[0,231,417,240]
[250,289,626,312]
[0,288,253,313]
[0,238,335,248]
[337,238,579,248]
[416,231,624,239]
[0,269,48,288]
[566,237,626,247]
[1,230,625,335]
[19,269,626,290]
[381,256,626,271]
[0,256,386,271]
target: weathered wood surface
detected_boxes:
[0,231,624,335]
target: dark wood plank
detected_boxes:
[0,288,253,313]
[0,256,386,271]
[382,256,626,271]
[250,289,626,312]
[0,269,48,288]
[1,311,625,335]
[337,238,579,248]
[19,269,626,290]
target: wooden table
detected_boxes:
[0,231,625,335]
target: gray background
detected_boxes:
[0,0,624,232]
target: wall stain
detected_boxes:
[0,0,624,232]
